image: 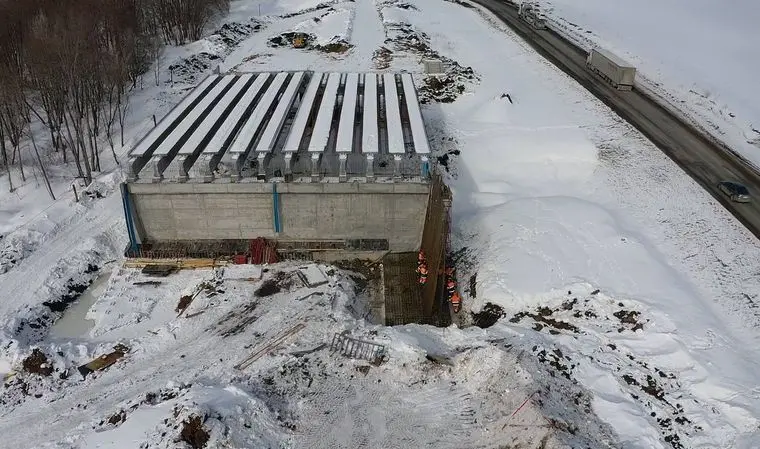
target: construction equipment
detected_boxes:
[292,33,308,48]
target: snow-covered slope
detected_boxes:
[534,0,760,169]
[2,0,760,447]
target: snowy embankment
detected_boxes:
[2,0,760,447]
[416,0,760,446]
[532,0,760,170]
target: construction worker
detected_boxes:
[446,278,457,299]
[417,263,428,286]
[450,291,461,313]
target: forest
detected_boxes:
[0,0,230,197]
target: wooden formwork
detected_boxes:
[420,174,452,318]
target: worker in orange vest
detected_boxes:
[446,278,457,299]
[417,263,428,285]
[450,291,461,313]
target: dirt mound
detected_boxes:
[373,47,393,69]
[214,21,261,47]
[384,24,477,103]
[22,348,53,376]
[269,32,352,54]
[168,20,262,85]
[419,70,474,104]
[315,39,352,53]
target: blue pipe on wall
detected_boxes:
[272,182,281,233]
[421,160,430,178]
[120,183,138,253]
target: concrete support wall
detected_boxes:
[128,182,429,252]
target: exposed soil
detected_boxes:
[269,32,352,54]
[169,52,221,84]
[168,20,261,85]
[613,309,646,332]
[22,348,53,376]
[436,148,461,168]
[471,302,505,328]
[373,46,393,69]
[180,415,210,449]
[176,295,193,313]
[279,2,334,19]
[315,39,352,53]
[269,32,315,47]
[383,23,476,103]
[420,75,466,103]
[107,410,127,426]
[510,310,580,334]
[255,279,280,297]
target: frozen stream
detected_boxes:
[49,272,111,339]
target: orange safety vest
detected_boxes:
[450,292,461,312]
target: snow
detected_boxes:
[402,73,430,154]
[152,76,237,158]
[293,6,354,46]
[384,73,406,154]
[534,0,760,169]
[228,73,285,156]
[284,73,323,153]
[362,73,379,153]
[308,72,341,153]
[129,76,217,157]
[254,71,305,154]
[212,72,270,156]
[336,73,359,153]
[297,263,328,287]
[177,74,253,156]
[4,0,760,447]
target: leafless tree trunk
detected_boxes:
[30,127,55,200]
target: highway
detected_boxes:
[470,0,760,239]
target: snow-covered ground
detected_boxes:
[531,0,760,169]
[2,0,760,447]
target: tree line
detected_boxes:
[0,0,229,197]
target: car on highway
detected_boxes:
[717,181,751,203]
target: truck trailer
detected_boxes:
[586,48,636,90]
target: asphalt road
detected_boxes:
[470,0,760,239]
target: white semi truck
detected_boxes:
[585,48,636,90]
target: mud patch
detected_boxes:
[510,308,580,334]
[22,348,53,376]
[437,148,461,169]
[613,309,646,332]
[180,415,210,449]
[373,46,393,69]
[471,302,505,328]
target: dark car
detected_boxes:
[717,181,750,203]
